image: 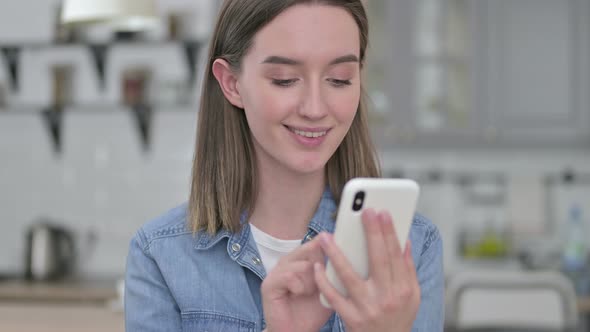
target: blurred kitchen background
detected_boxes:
[0,0,589,331]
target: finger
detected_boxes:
[266,261,316,296]
[318,232,366,302]
[284,260,319,296]
[362,209,391,286]
[281,236,324,264]
[404,240,418,281]
[314,262,359,320]
[402,241,421,306]
[286,274,305,295]
[379,211,406,280]
[380,211,403,257]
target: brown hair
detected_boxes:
[189,0,380,234]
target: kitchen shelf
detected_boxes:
[1,39,203,92]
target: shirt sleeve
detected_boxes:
[412,224,445,332]
[125,229,182,331]
[331,313,346,332]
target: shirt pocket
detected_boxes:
[181,311,257,332]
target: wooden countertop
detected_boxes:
[0,279,118,303]
[0,303,124,332]
[0,279,124,331]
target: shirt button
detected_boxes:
[252,257,262,265]
[231,243,241,252]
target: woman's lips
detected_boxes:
[284,125,331,147]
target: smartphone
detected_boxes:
[320,178,420,308]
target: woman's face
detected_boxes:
[236,4,361,176]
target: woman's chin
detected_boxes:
[287,157,330,176]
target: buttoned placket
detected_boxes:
[226,225,269,331]
[228,225,266,279]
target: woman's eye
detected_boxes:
[272,79,298,87]
[328,79,352,87]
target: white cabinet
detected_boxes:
[374,0,590,148]
[484,0,590,146]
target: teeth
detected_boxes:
[292,128,327,138]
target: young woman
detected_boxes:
[125,0,444,331]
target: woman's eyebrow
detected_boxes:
[329,54,359,65]
[260,54,359,66]
[261,56,301,65]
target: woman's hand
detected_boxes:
[261,236,333,332]
[314,209,420,332]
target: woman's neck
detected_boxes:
[249,162,326,240]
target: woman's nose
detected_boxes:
[297,84,328,120]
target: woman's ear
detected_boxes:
[212,59,244,109]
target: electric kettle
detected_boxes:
[24,222,76,281]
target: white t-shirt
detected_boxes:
[249,223,302,273]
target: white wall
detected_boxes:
[0,0,214,278]
[0,109,198,278]
[0,0,589,280]
[380,149,590,275]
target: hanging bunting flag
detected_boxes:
[1,47,20,92]
[42,106,63,154]
[131,103,152,152]
[183,41,200,88]
[89,44,109,90]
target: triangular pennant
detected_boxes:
[41,106,63,154]
[89,44,109,90]
[131,104,152,152]
[183,41,200,87]
[1,47,20,92]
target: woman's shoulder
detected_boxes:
[409,212,442,256]
[133,202,193,247]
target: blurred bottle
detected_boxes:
[561,203,589,294]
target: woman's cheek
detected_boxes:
[330,93,360,120]
[261,91,300,117]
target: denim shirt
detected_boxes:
[125,189,444,331]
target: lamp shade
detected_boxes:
[61,0,159,30]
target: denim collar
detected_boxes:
[194,187,337,251]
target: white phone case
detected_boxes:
[320,178,420,308]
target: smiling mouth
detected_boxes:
[284,125,329,138]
